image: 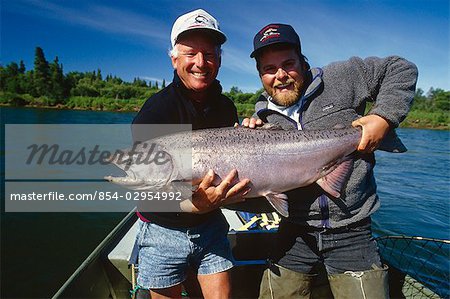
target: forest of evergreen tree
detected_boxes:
[1,47,448,128]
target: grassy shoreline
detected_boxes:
[399,110,449,130]
[0,100,450,130]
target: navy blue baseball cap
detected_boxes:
[250,23,301,58]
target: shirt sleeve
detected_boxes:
[352,56,418,127]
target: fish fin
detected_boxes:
[378,129,407,153]
[316,158,354,198]
[264,192,289,217]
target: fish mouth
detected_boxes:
[104,155,145,187]
[104,166,143,187]
[104,160,175,191]
[104,174,170,191]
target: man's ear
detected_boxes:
[171,55,177,69]
[255,60,262,78]
[301,59,310,73]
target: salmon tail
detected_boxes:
[378,129,407,153]
[316,156,354,198]
[264,192,289,217]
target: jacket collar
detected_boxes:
[172,71,223,102]
[172,71,224,116]
[263,67,323,129]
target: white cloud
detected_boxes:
[10,0,168,42]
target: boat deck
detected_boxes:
[53,209,448,298]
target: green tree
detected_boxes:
[23,70,34,94]
[71,77,100,97]
[433,90,450,111]
[224,87,265,105]
[229,86,242,95]
[249,88,265,104]
[162,79,166,89]
[0,65,5,90]
[133,77,147,87]
[3,62,23,93]
[411,88,428,111]
[415,88,427,102]
[33,47,51,96]
[49,56,65,101]
[65,71,84,94]
[115,76,123,85]
[96,69,103,81]
[18,60,26,74]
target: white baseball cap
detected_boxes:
[170,9,227,47]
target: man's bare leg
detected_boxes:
[197,271,231,299]
[150,284,183,299]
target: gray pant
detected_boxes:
[258,219,389,298]
[274,219,382,274]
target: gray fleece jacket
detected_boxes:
[254,56,418,228]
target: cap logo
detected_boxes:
[186,14,216,29]
[195,15,208,24]
[260,27,280,42]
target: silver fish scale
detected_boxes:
[147,127,360,158]
[191,127,360,154]
[187,127,360,197]
[133,127,361,159]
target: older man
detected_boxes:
[244,24,417,298]
[132,9,250,299]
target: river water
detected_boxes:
[1,107,449,298]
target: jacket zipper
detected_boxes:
[298,94,331,229]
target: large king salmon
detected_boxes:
[105,125,364,217]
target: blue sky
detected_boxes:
[1,0,449,93]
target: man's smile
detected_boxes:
[274,80,295,92]
[191,71,208,78]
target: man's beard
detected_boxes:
[268,79,302,107]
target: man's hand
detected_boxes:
[352,115,391,153]
[191,169,251,213]
[239,117,263,128]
